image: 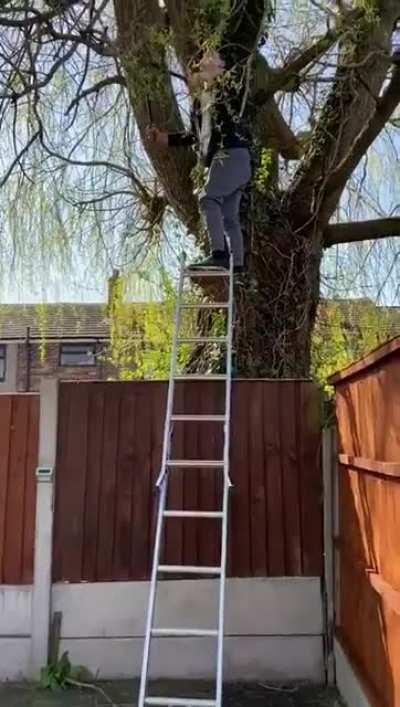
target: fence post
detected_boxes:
[322,425,336,685]
[30,378,59,679]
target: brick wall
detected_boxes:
[16,342,117,392]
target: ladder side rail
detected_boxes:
[216,255,235,707]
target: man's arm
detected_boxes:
[146,127,196,148]
[168,132,196,147]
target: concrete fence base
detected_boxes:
[0,586,32,680]
[0,577,324,682]
[53,577,324,681]
[335,639,373,707]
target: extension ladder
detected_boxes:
[138,253,235,707]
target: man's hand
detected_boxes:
[145,127,169,148]
[188,50,225,91]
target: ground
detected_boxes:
[0,681,343,707]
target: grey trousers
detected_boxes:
[199,148,251,267]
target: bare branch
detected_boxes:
[0,130,40,187]
[114,0,198,231]
[267,30,338,95]
[324,217,400,247]
[324,66,400,198]
[66,75,126,114]
[288,7,400,229]
[0,42,78,100]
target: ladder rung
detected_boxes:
[184,269,230,278]
[175,374,227,381]
[145,699,216,706]
[180,303,229,309]
[171,414,225,422]
[166,460,224,468]
[177,336,227,344]
[163,510,223,519]
[158,565,221,576]
[151,628,218,638]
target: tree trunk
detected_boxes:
[188,195,322,379]
[233,201,322,377]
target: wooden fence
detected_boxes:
[332,338,400,707]
[53,379,323,583]
[0,394,39,584]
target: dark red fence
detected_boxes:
[53,380,323,582]
[0,394,39,584]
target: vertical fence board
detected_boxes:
[4,396,29,583]
[62,385,89,582]
[21,396,40,583]
[130,385,153,580]
[0,397,12,581]
[96,387,120,581]
[0,394,39,584]
[248,382,267,577]
[148,383,165,578]
[113,390,135,580]
[280,382,302,576]
[82,387,105,582]
[298,383,323,575]
[263,383,285,576]
[230,382,250,577]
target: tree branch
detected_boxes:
[0,130,40,187]
[288,5,400,229]
[66,75,126,113]
[324,217,400,247]
[114,0,198,231]
[267,29,338,95]
[0,42,78,100]
[324,65,400,198]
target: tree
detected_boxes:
[0,0,400,376]
[311,297,398,390]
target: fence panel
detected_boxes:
[333,339,400,707]
[0,394,39,584]
[53,380,322,582]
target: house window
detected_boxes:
[0,345,5,381]
[59,343,96,367]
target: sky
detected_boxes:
[0,1,399,306]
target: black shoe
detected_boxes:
[188,252,230,270]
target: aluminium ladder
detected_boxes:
[138,253,235,707]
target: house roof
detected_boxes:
[0,298,399,341]
[318,299,400,334]
[0,303,111,340]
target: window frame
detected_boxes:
[59,342,97,368]
[0,344,6,382]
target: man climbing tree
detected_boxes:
[147,46,252,272]
[0,1,400,377]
